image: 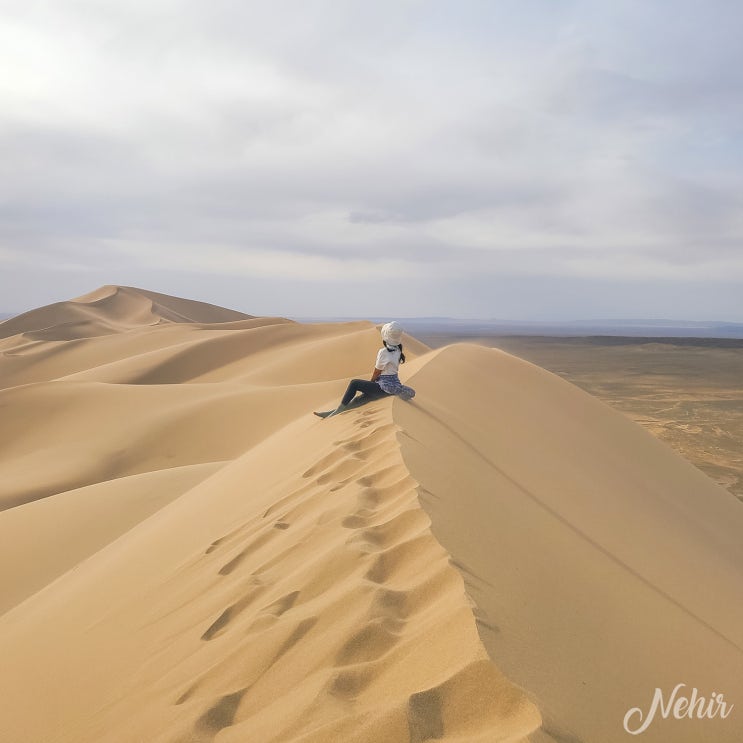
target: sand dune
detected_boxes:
[395,344,743,743]
[0,286,740,742]
[0,284,252,342]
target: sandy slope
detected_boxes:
[0,284,252,342]
[0,286,740,742]
[394,344,743,743]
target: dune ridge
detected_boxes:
[0,286,740,742]
[0,284,252,342]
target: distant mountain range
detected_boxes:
[4,304,743,338]
[291,316,743,338]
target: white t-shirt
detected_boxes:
[375,346,401,375]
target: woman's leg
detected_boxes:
[315,380,391,418]
[376,374,415,402]
[341,378,388,406]
[398,383,416,401]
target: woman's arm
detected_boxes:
[371,367,382,382]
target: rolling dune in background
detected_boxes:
[0,285,740,743]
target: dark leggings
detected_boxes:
[341,378,391,406]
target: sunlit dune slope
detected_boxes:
[394,343,743,743]
[0,284,252,342]
[0,287,740,743]
[0,288,540,743]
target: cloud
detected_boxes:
[1,0,742,316]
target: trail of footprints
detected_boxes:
[174,406,467,742]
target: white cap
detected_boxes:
[381,321,403,345]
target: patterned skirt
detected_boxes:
[377,374,416,401]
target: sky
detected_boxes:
[1,0,742,320]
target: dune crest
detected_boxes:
[0,289,740,742]
[0,284,252,343]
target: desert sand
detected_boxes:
[0,285,741,743]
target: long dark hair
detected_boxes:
[383,341,406,364]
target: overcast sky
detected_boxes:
[1,0,742,320]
